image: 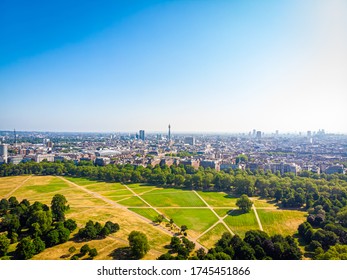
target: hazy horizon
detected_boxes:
[1,0,346,133]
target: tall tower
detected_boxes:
[168,124,171,142]
[14,129,17,147]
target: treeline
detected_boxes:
[159,230,302,260]
[1,161,347,209]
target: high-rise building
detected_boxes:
[0,144,8,163]
[139,130,145,141]
[256,131,262,139]
[168,124,171,142]
[184,136,195,145]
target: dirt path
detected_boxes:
[59,177,206,251]
[5,175,32,198]
[122,183,207,251]
[193,190,234,239]
[252,204,263,231]
[58,177,176,238]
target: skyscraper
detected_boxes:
[139,130,145,141]
[168,124,171,142]
[0,144,8,163]
[256,131,262,139]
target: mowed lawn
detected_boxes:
[140,190,205,207]
[196,191,238,207]
[129,208,160,222]
[214,208,232,217]
[65,176,100,186]
[197,223,229,249]
[224,210,260,237]
[159,208,218,239]
[257,209,307,236]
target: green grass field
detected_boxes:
[197,223,229,248]
[141,190,205,207]
[257,209,307,236]
[65,176,99,186]
[224,210,260,237]
[116,196,148,207]
[159,208,218,239]
[213,208,232,217]
[129,208,160,222]
[196,191,238,207]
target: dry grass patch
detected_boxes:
[257,209,306,236]
[0,176,31,197]
[251,197,277,208]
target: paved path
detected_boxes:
[193,190,234,239]
[5,175,32,198]
[252,204,263,231]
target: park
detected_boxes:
[0,175,306,259]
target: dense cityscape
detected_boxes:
[1,127,346,176]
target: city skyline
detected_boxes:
[1,0,346,133]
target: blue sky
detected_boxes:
[1,0,346,133]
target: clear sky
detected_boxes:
[1,0,346,133]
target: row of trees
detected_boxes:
[158,230,302,260]
[1,161,346,210]
[76,220,120,241]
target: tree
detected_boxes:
[236,194,253,213]
[128,231,150,259]
[80,244,90,256]
[64,219,77,232]
[14,237,36,259]
[337,209,347,227]
[27,209,52,235]
[315,244,347,260]
[154,214,165,224]
[33,236,46,254]
[46,230,60,247]
[0,234,10,257]
[89,248,98,258]
[51,194,69,222]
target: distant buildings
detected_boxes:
[200,160,220,171]
[325,165,345,175]
[264,162,301,175]
[95,157,111,166]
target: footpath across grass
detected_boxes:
[224,210,259,237]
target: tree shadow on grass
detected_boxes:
[227,209,247,216]
[108,247,137,260]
